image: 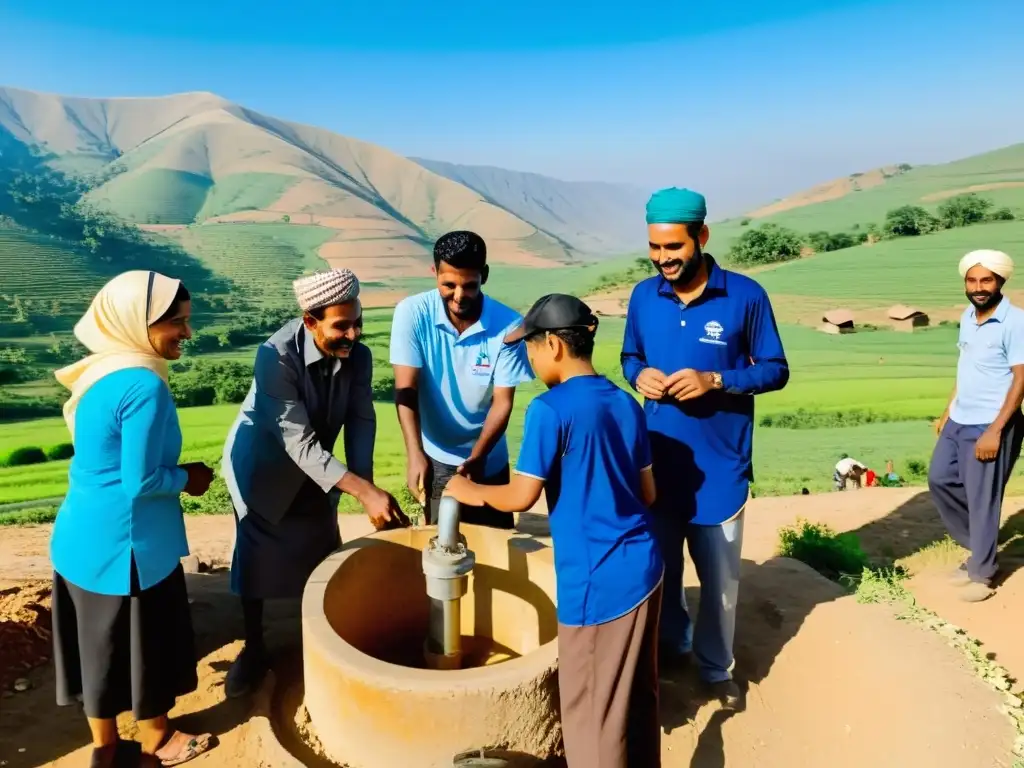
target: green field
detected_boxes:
[755,220,1024,306]
[0,310,972,511]
[166,222,336,306]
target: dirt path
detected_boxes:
[1,490,1022,767]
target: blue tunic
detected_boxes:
[50,368,190,596]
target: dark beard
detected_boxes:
[448,294,483,322]
[966,289,1002,312]
[659,246,704,286]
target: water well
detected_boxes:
[301,499,562,768]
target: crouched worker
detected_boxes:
[445,294,663,768]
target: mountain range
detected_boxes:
[0,86,648,274]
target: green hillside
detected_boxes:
[88,168,214,225]
[165,223,334,306]
[195,173,297,221]
[710,143,1024,253]
[0,228,122,325]
[755,219,1024,306]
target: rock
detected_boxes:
[180,555,201,574]
[13,678,30,692]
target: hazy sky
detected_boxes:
[1,0,1022,216]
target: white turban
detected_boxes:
[292,268,360,312]
[958,249,1014,281]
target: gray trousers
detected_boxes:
[928,414,1023,584]
[651,507,745,683]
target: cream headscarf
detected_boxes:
[55,270,182,439]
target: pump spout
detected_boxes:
[436,495,462,550]
[422,495,475,670]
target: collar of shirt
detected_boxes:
[431,291,492,341]
[654,254,728,305]
[301,325,341,375]
[966,296,1011,326]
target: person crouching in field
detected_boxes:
[444,294,663,768]
[50,271,216,767]
[929,249,1024,603]
[221,268,409,698]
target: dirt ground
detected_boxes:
[1,488,1022,767]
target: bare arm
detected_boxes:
[393,364,424,458]
[639,466,657,508]
[465,386,516,471]
[447,473,544,514]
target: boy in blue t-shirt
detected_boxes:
[445,294,664,768]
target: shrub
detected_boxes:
[758,408,929,429]
[883,205,940,237]
[180,476,234,516]
[937,193,992,229]
[1,446,48,467]
[989,207,1015,222]
[728,223,804,266]
[778,519,869,580]
[44,443,75,461]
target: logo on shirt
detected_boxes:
[471,348,492,376]
[700,320,726,346]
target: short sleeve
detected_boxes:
[515,399,561,481]
[389,299,423,368]
[1007,312,1024,367]
[494,321,534,387]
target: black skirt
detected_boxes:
[52,560,199,721]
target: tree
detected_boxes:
[728,224,804,266]
[937,193,993,229]
[807,231,859,253]
[882,206,940,238]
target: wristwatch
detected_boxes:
[709,372,723,390]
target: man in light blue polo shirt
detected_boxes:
[390,230,534,528]
[929,249,1024,603]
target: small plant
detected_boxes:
[44,443,75,461]
[777,519,869,580]
[0,446,48,468]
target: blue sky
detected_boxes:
[2,0,1022,216]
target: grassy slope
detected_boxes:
[755,219,1024,306]
[165,223,334,306]
[0,228,122,321]
[89,168,214,225]
[710,143,1024,254]
[195,173,298,221]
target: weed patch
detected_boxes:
[777,519,869,580]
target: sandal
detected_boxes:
[149,732,214,767]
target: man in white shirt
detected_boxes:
[834,456,867,490]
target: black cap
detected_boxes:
[504,294,599,344]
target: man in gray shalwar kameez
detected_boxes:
[222,268,408,697]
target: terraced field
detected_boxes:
[0,228,120,321]
[166,223,335,306]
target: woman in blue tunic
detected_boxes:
[50,270,217,767]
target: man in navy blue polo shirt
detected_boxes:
[445,294,663,767]
[928,249,1024,603]
[621,187,789,708]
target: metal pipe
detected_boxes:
[436,495,461,550]
[442,598,461,656]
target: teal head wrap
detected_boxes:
[646,187,707,225]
